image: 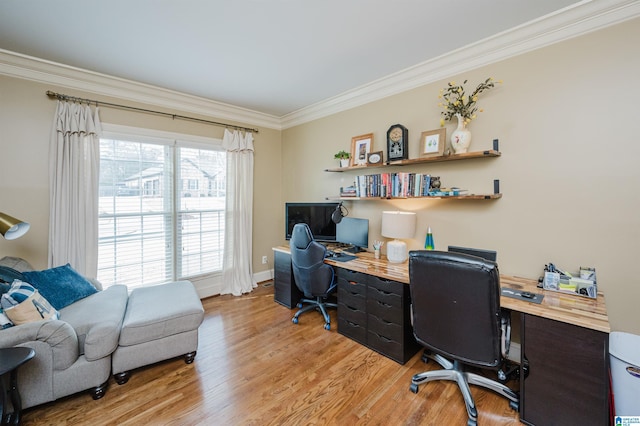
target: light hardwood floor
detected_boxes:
[22,282,522,425]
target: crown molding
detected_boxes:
[281,0,640,129]
[1,0,638,132]
[0,49,282,131]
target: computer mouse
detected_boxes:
[333,252,342,258]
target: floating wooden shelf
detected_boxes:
[327,193,502,201]
[324,149,501,172]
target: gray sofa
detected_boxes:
[0,256,203,410]
[0,257,128,409]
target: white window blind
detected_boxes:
[97,132,225,289]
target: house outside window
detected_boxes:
[97,127,226,289]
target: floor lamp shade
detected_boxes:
[0,212,30,240]
[381,211,416,263]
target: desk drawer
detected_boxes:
[337,281,367,311]
[367,284,402,310]
[368,276,404,296]
[367,298,403,325]
[367,330,403,363]
[337,268,369,285]
[367,277,408,308]
[338,305,367,344]
[338,302,367,326]
[368,313,402,341]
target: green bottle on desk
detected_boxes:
[425,227,434,250]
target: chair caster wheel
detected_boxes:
[509,400,519,411]
[292,317,299,324]
[409,383,419,394]
[297,302,303,308]
[467,418,477,426]
[324,323,330,330]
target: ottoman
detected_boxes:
[112,280,204,385]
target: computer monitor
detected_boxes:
[448,245,497,262]
[285,202,339,242]
[336,217,369,252]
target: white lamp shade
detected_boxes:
[381,211,416,263]
[0,212,30,240]
[381,211,416,239]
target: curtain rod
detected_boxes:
[45,90,259,134]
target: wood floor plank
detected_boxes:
[21,282,522,425]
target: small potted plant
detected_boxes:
[334,150,351,168]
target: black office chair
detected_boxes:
[408,250,518,426]
[289,223,337,330]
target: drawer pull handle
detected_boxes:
[374,332,392,343]
[377,300,391,308]
[375,288,392,296]
[347,320,360,328]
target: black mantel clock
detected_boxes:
[386,124,409,162]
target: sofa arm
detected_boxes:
[60,285,128,361]
[0,320,79,370]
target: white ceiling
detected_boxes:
[0,0,588,118]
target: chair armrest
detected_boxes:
[0,320,79,370]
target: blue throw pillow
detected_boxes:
[22,264,98,310]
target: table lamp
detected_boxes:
[0,212,30,240]
[381,211,416,263]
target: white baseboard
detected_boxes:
[190,269,274,299]
[254,268,273,284]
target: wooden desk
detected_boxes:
[272,247,611,425]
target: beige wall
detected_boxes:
[282,19,640,334]
[0,76,282,283]
[1,18,638,332]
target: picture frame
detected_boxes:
[420,128,446,158]
[350,133,374,166]
[367,151,383,166]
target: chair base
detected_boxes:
[292,296,337,330]
[410,356,519,426]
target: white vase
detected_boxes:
[340,159,350,168]
[451,113,472,154]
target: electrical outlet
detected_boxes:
[262,256,268,264]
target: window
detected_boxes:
[98,129,226,289]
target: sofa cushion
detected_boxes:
[60,284,128,361]
[23,264,98,310]
[0,280,60,325]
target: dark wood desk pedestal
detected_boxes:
[273,250,302,308]
[272,247,611,425]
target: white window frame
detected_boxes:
[99,124,226,297]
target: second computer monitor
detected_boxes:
[336,217,369,252]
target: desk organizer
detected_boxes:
[543,266,597,298]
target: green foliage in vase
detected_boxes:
[334,150,350,160]
[439,78,502,126]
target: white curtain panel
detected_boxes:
[221,129,257,296]
[48,101,101,278]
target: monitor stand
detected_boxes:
[342,244,364,254]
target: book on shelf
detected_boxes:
[340,185,358,197]
[427,188,468,197]
[350,172,434,198]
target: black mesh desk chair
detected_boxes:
[289,223,337,330]
[408,250,519,426]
